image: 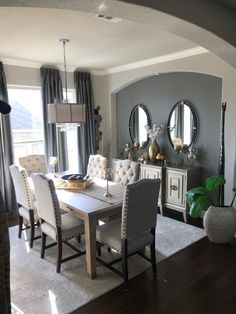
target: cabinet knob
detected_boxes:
[170,185,178,191]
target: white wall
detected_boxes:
[4,64,74,88]
[91,52,236,204]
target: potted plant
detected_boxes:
[186,175,236,243]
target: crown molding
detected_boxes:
[0,58,76,72]
[91,46,208,76]
[1,46,208,76]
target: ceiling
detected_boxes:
[213,0,236,13]
[0,6,197,71]
[0,0,236,72]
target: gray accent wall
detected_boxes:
[116,72,222,180]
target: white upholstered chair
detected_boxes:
[113,159,140,185]
[9,165,40,248]
[96,178,161,289]
[31,173,85,273]
[99,159,140,227]
[86,154,107,179]
[19,154,48,176]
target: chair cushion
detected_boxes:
[41,213,84,241]
[18,200,39,221]
[96,219,153,254]
[61,213,84,241]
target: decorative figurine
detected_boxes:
[188,144,196,165]
[123,143,132,160]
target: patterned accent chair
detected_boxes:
[113,159,140,186]
[31,173,85,273]
[19,154,48,176]
[9,165,40,248]
[86,154,107,179]
[96,178,161,289]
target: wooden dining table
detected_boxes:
[55,178,124,279]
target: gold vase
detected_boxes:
[148,138,160,162]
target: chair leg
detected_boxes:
[122,239,129,290]
[150,228,157,274]
[56,230,62,273]
[97,247,101,257]
[29,210,35,248]
[18,214,23,239]
[77,234,81,243]
[41,232,47,259]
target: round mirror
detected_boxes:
[129,104,151,149]
[167,100,199,151]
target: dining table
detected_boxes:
[55,177,124,279]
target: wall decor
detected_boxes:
[94,106,102,151]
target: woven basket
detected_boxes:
[68,179,92,189]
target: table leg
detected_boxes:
[84,215,97,279]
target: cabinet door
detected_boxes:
[166,170,186,206]
[141,166,161,180]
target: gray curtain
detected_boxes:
[0,62,12,313]
[40,67,68,171]
[74,71,96,174]
[0,62,17,213]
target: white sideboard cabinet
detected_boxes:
[140,163,202,223]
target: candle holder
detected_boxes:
[103,168,112,198]
[49,156,58,176]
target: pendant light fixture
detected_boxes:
[48,39,85,127]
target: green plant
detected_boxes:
[185,175,236,218]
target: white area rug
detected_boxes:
[10,215,205,314]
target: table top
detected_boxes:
[56,178,124,216]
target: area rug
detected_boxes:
[10,215,205,314]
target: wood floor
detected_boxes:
[74,237,236,314]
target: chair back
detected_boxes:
[31,174,61,228]
[121,179,160,239]
[9,164,34,210]
[86,154,107,179]
[19,154,47,176]
[114,159,140,185]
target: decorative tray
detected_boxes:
[56,179,93,190]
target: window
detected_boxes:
[62,89,78,171]
[8,87,44,163]
[8,86,78,171]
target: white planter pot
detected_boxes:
[203,205,236,243]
